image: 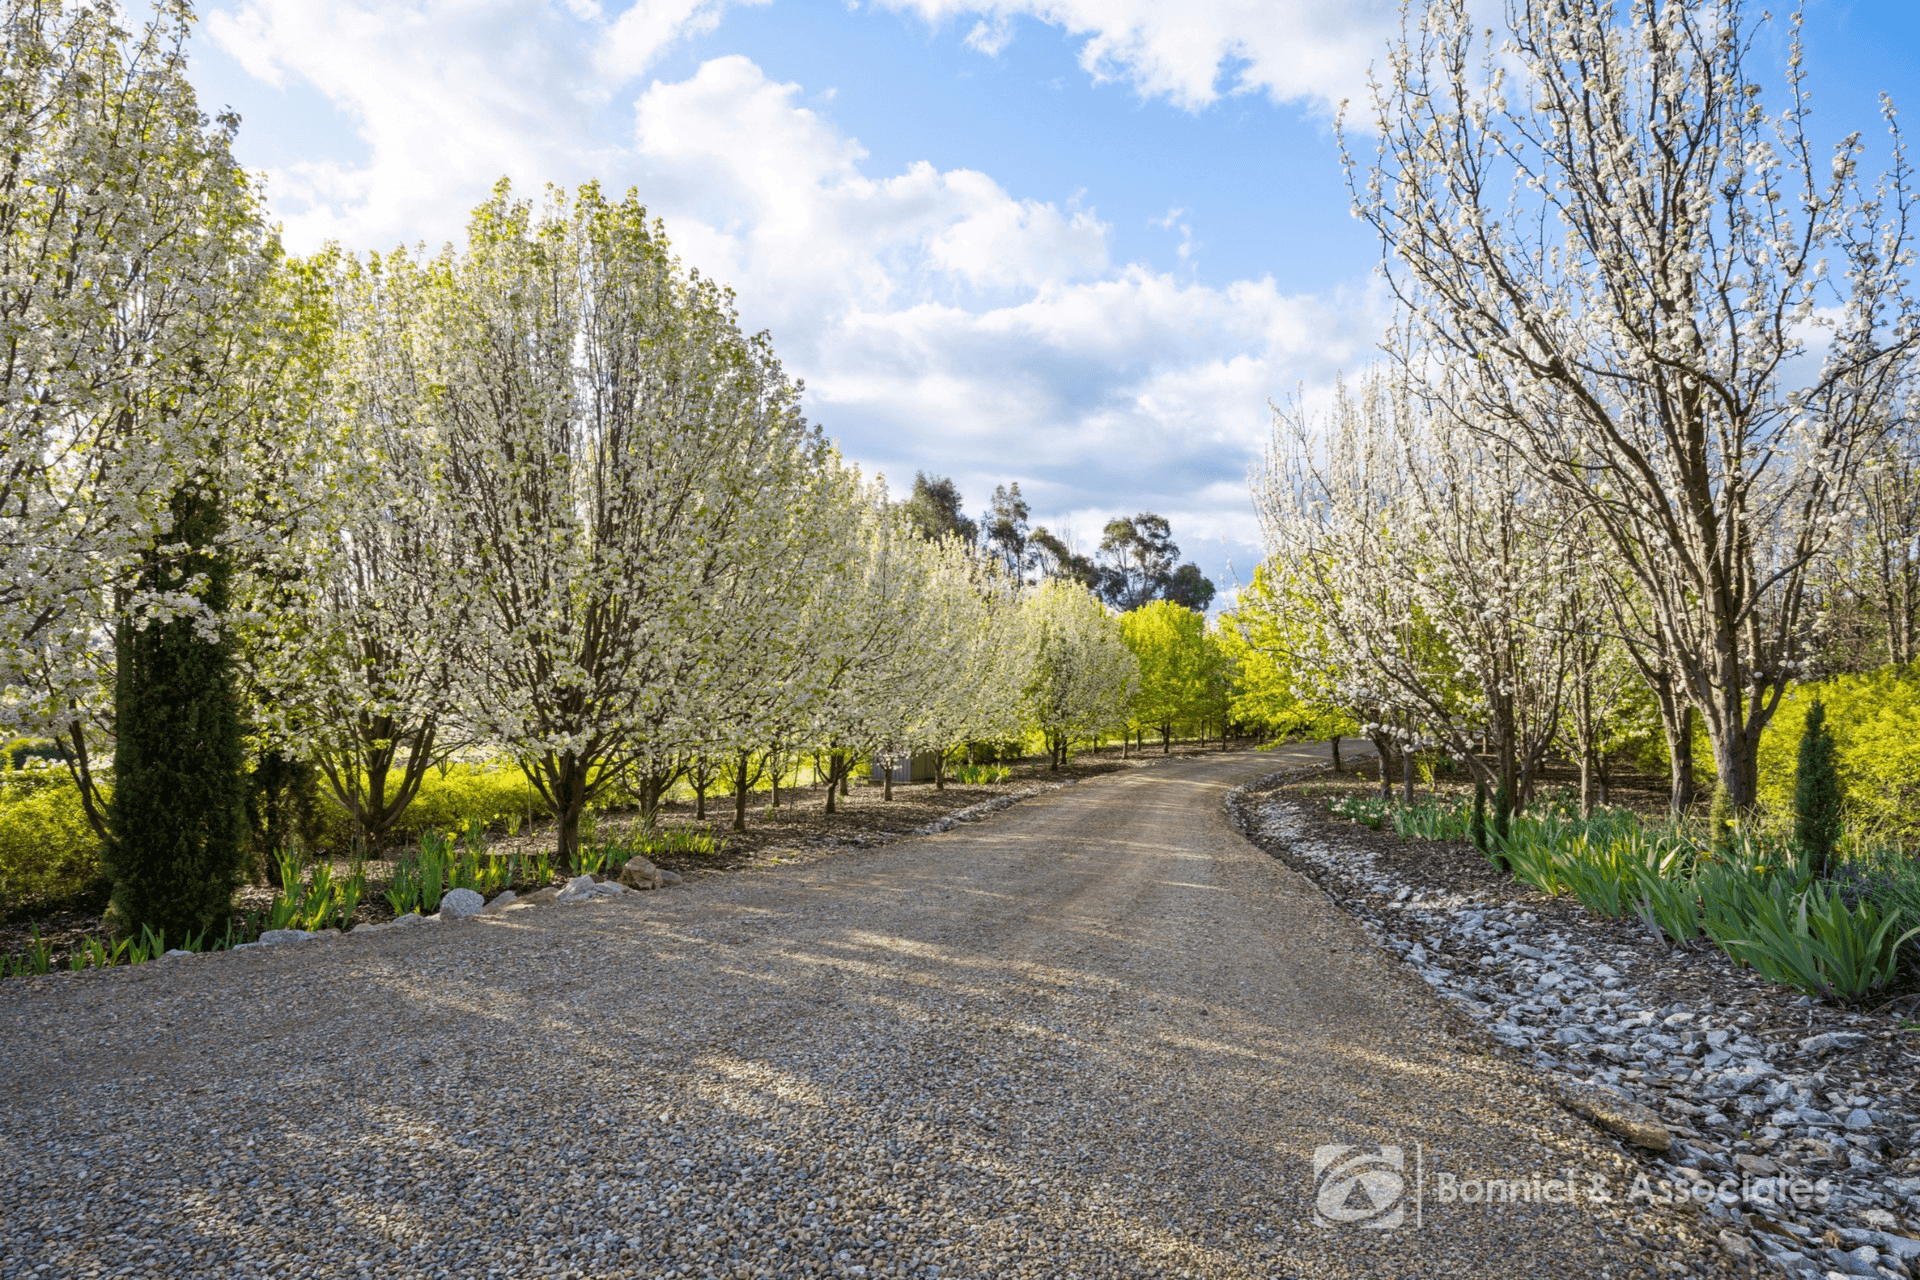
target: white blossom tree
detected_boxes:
[1021,580,1137,769]
[0,0,275,774]
[1257,371,1577,807]
[1354,0,1920,807]
[423,182,824,866]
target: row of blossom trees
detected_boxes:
[234,184,1150,869]
[0,0,1147,939]
[1243,0,1920,826]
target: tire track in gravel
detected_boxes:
[0,749,1733,1279]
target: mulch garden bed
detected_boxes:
[1264,770,1920,1124]
[2,741,1239,971]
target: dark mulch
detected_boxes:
[1,741,1239,972]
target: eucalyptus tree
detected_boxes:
[983,482,1035,580]
[1354,0,1920,807]
[424,183,824,867]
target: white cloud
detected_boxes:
[203,0,761,250]
[196,2,1385,583]
[874,0,1404,113]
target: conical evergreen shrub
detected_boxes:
[1794,698,1844,880]
[103,484,248,942]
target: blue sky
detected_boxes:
[185,0,1920,597]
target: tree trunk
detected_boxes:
[1161,722,1171,754]
[1371,733,1392,801]
[883,759,893,801]
[1401,742,1415,807]
[1330,736,1342,773]
[733,751,752,832]
[1574,668,1596,820]
[1658,694,1697,816]
[934,749,947,791]
[550,754,588,873]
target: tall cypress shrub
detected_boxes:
[104,484,248,942]
[1793,698,1844,880]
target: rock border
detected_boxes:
[1228,768,1920,1280]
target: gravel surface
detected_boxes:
[1,748,1729,1278]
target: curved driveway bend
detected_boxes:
[0,751,1716,1278]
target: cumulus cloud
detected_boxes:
[203,0,762,249]
[198,1,1386,583]
[874,0,1404,113]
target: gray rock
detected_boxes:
[1834,1244,1882,1276]
[1846,1108,1876,1131]
[438,887,485,920]
[259,929,311,945]
[555,874,600,903]
[1711,1063,1776,1096]
[392,912,426,927]
[1558,1079,1672,1151]
[481,890,518,913]
[1844,1231,1920,1263]
[161,949,191,959]
[1800,1031,1871,1055]
[618,857,663,891]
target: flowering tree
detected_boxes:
[899,541,1031,789]
[1354,0,1920,807]
[240,252,464,855]
[1257,372,1575,805]
[424,183,823,866]
[0,0,272,756]
[1022,581,1137,768]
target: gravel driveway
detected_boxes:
[0,750,1724,1279]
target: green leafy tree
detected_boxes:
[104,485,248,941]
[1122,600,1210,753]
[1217,564,1357,750]
[1793,699,1844,879]
[901,472,978,545]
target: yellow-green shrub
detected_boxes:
[1758,666,1920,843]
[0,765,106,911]
[318,762,551,850]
